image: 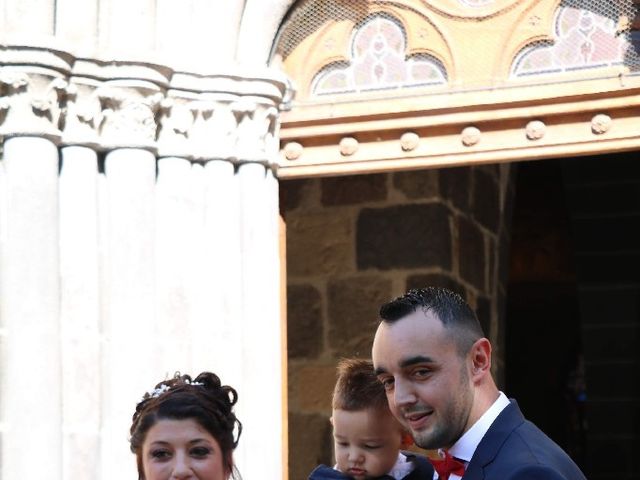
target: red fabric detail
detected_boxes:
[429,451,466,480]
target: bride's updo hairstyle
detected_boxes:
[130,372,242,479]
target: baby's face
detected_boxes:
[332,408,404,480]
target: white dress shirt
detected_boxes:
[433,392,510,480]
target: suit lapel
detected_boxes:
[462,400,525,479]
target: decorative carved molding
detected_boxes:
[277,76,640,178]
[0,46,290,163]
[400,131,420,151]
[276,0,569,99]
[591,113,612,135]
[0,70,66,141]
[283,141,304,160]
[60,79,103,148]
[96,85,164,151]
[157,91,282,163]
[461,126,481,146]
[339,137,359,156]
[525,120,546,140]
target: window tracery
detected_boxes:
[512,0,640,77]
[311,14,447,96]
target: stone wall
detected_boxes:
[281,163,515,478]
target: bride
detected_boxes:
[130,372,242,480]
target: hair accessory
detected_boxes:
[143,378,205,400]
[185,380,204,386]
[146,384,170,399]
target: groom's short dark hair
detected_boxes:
[379,287,485,355]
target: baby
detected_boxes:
[308,358,433,480]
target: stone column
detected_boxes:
[0,43,290,480]
[155,71,288,477]
[95,62,171,480]
[58,67,104,480]
[234,83,285,479]
[0,45,72,480]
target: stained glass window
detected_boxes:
[311,14,447,96]
[512,0,640,77]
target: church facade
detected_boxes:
[1,0,638,478]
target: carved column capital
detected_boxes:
[59,78,103,148]
[157,70,287,164]
[0,45,291,161]
[0,45,74,142]
[71,59,172,152]
[96,83,164,152]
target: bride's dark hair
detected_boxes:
[130,372,242,479]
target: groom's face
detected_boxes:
[372,310,474,450]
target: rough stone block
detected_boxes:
[287,284,323,359]
[288,412,333,480]
[476,295,491,338]
[357,204,452,270]
[458,216,486,290]
[497,230,511,290]
[476,164,499,179]
[392,169,438,200]
[439,166,470,210]
[279,178,310,213]
[472,169,500,232]
[288,363,336,412]
[405,273,465,299]
[321,173,387,206]
[287,210,353,277]
[328,276,392,358]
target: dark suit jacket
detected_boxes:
[463,400,587,480]
[308,451,434,480]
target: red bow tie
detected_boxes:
[430,451,466,480]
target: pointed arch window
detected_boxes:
[512,0,640,77]
[311,14,447,96]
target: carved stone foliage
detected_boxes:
[234,100,280,162]
[60,80,103,147]
[157,95,280,162]
[0,70,66,140]
[0,52,287,162]
[97,85,164,150]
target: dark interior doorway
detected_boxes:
[505,152,640,480]
[505,158,586,469]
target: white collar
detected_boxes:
[388,452,414,480]
[447,391,510,463]
[335,452,413,480]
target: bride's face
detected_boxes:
[141,418,229,480]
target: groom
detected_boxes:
[372,287,587,480]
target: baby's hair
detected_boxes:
[130,372,242,479]
[332,358,389,411]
